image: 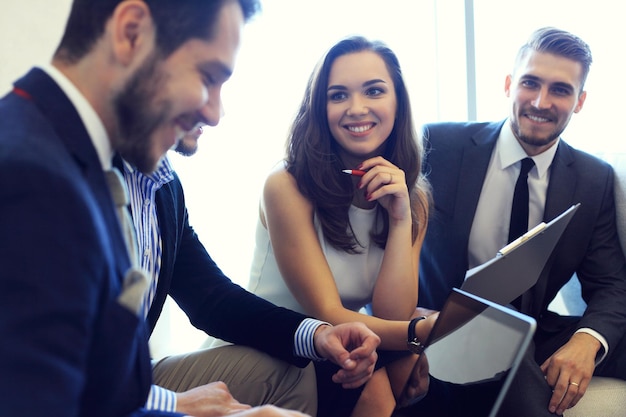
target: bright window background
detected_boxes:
[472,0,626,154]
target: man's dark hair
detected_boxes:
[515,26,593,91]
[54,0,261,63]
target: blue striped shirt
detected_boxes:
[123,157,327,413]
[123,159,173,316]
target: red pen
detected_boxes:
[341,169,367,177]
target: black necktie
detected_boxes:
[508,157,535,243]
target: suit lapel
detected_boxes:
[147,183,177,331]
[15,68,131,280]
[155,185,176,285]
[455,122,503,234]
[544,142,577,221]
[14,68,99,171]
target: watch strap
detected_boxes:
[407,315,427,354]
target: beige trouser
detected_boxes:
[152,344,317,416]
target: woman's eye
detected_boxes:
[329,92,347,101]
[366,87,384,97]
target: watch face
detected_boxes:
[408,340,425,355]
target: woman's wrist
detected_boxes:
[407,316,427,354]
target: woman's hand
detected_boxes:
[357,156,411,222]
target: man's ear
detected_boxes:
[504,74,513,98]
[574,90,587,114]
[109,0,155,67]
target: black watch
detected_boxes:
[407,316,427,354]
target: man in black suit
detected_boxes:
[419,27,626,416]
[0,1,379,416]
[121,126,381,416]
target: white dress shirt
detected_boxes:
[41,64,111,170]
[468,122,553,268]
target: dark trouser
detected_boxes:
[392,375,500,417]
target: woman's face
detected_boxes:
[326,51,397,160]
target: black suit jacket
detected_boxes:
[142,170,311,367]
[0,68,183,417]
[419,120,626,351]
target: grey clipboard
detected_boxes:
[460,203,580,306]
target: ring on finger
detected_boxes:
[569,381,580,387]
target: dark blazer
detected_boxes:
[419,120,626,351]
[142,167,311,367]
[0,68,183,417]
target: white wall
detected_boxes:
[0,1,72,94]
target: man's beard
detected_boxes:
[173,134,199,156]
[113,53,171,173]
[510,113,562,149]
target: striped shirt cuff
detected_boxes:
[294,318,329,361]
[146,384,177,412]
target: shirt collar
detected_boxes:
[41,64,112,170]
[123,155,175,188]
[497,119,559,179]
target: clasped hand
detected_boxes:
[314,321,381,388]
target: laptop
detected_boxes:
[460,203,580,306]
[408,288,537,417]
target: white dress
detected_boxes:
[209,205,385,349]
[248,205,385,314]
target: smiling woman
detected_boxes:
[162,0,448,356]
[326,51,398,159]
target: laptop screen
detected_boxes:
[423,288,537,417]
